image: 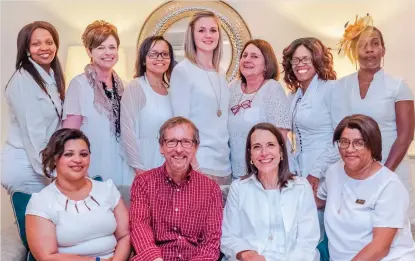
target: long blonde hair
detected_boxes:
[184,11,223,71]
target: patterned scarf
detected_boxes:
[84,64,124,137]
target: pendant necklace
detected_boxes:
[198,60,222,117]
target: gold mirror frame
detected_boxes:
[137,0,252,81]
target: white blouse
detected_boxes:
[2,58,62,175]
[169,59,231,177]
[120,76,173,183]
[318,162,415,261]
[221,175,320,261]
[228,79,291,178]
[63,74,128,185]
[26,179,121,259]
[288,76,340,179]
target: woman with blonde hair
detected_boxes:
[169,11,231,186]
[63,20,127,185]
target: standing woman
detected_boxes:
[120,35,174,184]
[169,11,231,185]
[229,39,291,179]
[63,20,127,186]
[335,15,415,222]
[1,21,65,194]
[282,37,338,261]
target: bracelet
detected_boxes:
[95,257,100,261]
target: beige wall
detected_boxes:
[1,0,415,229]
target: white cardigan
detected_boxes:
[221,175,320,261]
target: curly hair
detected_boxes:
[41,128,91,178]
[282,37,337,92]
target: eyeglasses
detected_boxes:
[291,56,312,65]
[147,52,170,59]
[164,139,195,148]
[231,100,252,115]
[337,139,366,150]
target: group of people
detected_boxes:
[1,9,414,261]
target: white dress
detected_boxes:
[1,58,61,194]
[26,178,121,259]
[169,59,231,178]
[221,175,320,261]
[318,162,415,261]
[333,69,415,222]
[228,79,291,178]
[288,76,340,179]
[120,75,173,185]
[63,74,128,186]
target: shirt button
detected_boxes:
[175,208,179,212]
[173,227,177,231]
[178,236,182,239]
[178,254,182,258]
[177,188,180,192]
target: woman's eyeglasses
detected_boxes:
[290,56,312,65]
[147,52,170,59]
[337,139,366,150]
[231,100,253,115]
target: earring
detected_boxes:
[280,156,283,160]
[250,160,254,165]
[26,51,30,57]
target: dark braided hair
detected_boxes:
[41,128,91,178]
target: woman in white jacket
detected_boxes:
[221,123,320,261]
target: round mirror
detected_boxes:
[137,0,251,81]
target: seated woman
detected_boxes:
[317,114,415,261]
[25,128,130,261]
[221,122,320,261]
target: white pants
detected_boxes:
[1,148,49,194]
[394,158,415,224]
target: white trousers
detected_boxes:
[1,148,49,194]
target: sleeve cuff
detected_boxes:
[131,247,162,261]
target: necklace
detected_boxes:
[197,61,223,117]
[231,80,266,115]
[145,75,168,94]
[45,90,63,120]
[338,161,374,214]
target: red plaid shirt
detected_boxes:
[129,164,223,261]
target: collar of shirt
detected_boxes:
[29,57,56,85]
[244,173,308,192]
[161,162,195,187]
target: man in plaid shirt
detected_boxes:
[129,117,223,261]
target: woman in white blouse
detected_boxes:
[169,11,231,185]
[229,39,290,179]
[317,114,415,261]
[120,35,174,183]
[63,20,127,186]
[334,17,415,223]
[1,21,65,194]
[26,128,130,261]
[222,123,320,261]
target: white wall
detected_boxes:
[1,0,415,230]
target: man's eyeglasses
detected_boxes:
[164,139,195,148]
[337,139,366,150]
[291,56,312,65]
[148,52,170,59]
[231,100,252,115]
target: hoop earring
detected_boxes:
[280,156,283,160]
[250,160,254,165]
[26,51,31,57]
